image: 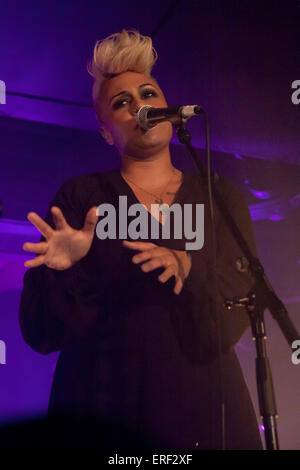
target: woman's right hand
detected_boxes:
[23,206,98,270]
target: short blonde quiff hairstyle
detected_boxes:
[87,29,158,122]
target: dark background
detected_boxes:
[0,0,299,449]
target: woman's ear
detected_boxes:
[99,127,114,146]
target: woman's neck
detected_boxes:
[121,149,176,189]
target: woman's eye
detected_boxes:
[112,90,158,110]
[112,98,129,110]
[142,90,158,99]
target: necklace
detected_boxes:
[121,168,177,205]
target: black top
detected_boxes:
[19,169,262,450]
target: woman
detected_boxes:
[19,30,262,450]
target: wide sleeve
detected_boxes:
[215,179,257,351]
[19,175,104,355]
[183,177,257,355]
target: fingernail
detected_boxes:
[132,256,140,263]
[142,265,149,272]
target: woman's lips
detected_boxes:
[135,124,149,133]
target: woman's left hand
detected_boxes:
[122,240,192,295]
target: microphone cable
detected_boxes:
[180,112,226,450]
[202,112,226,451]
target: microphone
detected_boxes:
[136,105,203,131]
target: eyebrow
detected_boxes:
[109,83,156,103]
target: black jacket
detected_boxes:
[19,169,262,450]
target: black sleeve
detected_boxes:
[19,175,104,355]
[214,178,257,351]
[183,178,257,354]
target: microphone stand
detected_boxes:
[175,118,299,451]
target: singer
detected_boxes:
[19,30,262,450]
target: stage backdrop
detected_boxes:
[0,0,299,449]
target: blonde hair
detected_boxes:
[87,29,158,121]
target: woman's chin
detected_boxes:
[134,136,170,154]
[138,126,172,147]
[120,124,172,157]
[123,139,169,159]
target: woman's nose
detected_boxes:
[129,98,143,116]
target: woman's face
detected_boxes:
[97,71,173,158]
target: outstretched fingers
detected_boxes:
[122,240,157,251]
[51,206,68,230]
[131,247,166,265]
[122,240,183,294]
[23,241,48,254]
[24,255,46,268]
[157,262,183,294]
[27,212,54,239]
[173,276,183,295]
[157,264,177,283]
[82,206,99,234]
[156,264,183,294]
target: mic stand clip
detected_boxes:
[224,291,279,450]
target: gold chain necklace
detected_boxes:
[121,168,176,205]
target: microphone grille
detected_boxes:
[136,105,153,130]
